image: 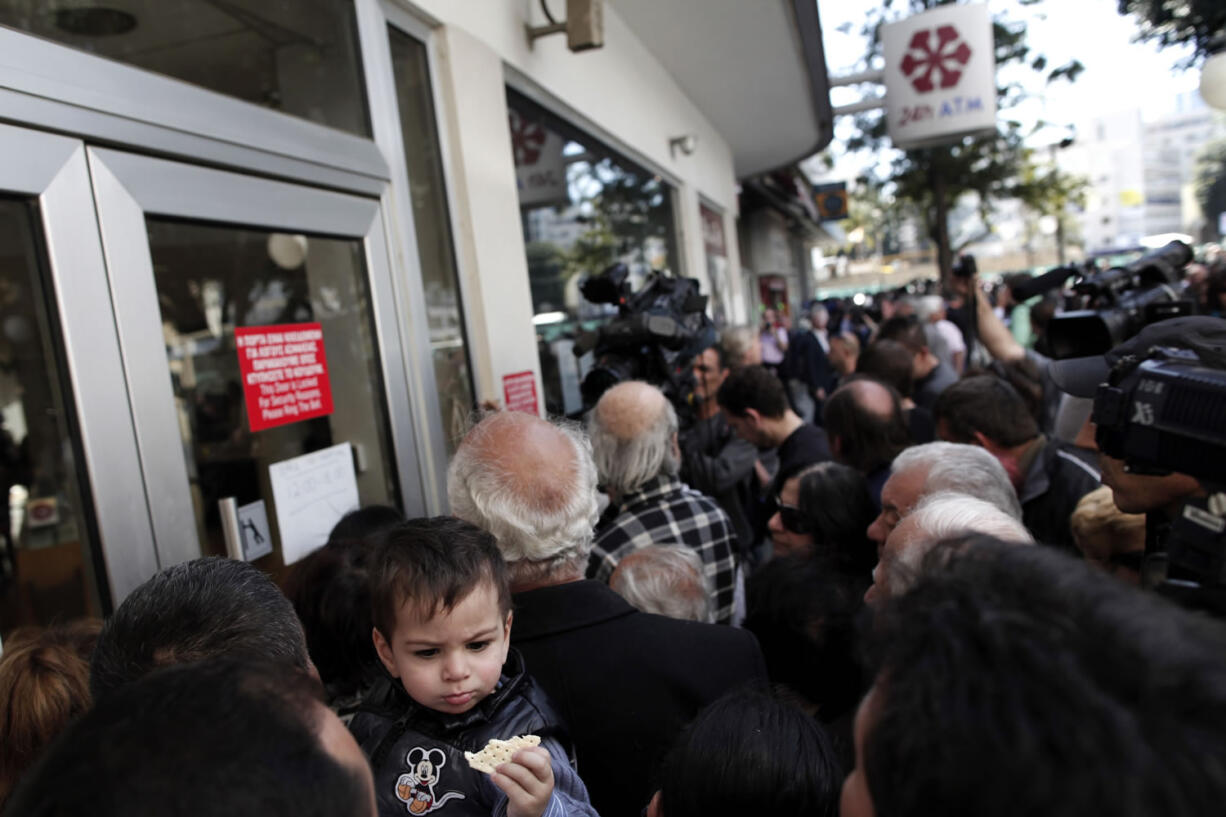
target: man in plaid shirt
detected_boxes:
[584,381,739,625]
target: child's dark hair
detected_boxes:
[657,687,841,817]
[370,516,512,639]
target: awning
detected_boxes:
[611,0,834,179]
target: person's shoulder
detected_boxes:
[1049,440,1101,485]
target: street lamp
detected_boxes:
[1202,51,1226,112]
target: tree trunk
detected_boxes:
[1055,213,1066,265]
[929,159,953,288]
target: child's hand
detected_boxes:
[491,746,554,817]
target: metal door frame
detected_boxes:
[0,122,158,603]
[87,147,429,571]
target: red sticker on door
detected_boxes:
[502,371,539,414]
[236,323,334,432]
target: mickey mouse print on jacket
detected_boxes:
[395,746,465,815]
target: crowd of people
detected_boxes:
[2,265,1226,817]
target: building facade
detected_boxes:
[0,0,830,635]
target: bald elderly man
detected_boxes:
[447,409,766,817]
[585,381,739,625]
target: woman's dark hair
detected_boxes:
[744,555,867,732]
[285,505,404,704]
[657,687,841,817]
[861,539,1226,817]
[793,462,877,574]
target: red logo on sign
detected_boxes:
[509,111,547,166]
[900,25,972,93]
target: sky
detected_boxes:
[815,0,1204,171]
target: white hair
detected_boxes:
[608,545,712,623]
[880,491,1033,598]
[914,295,945,322]
[447,417,600,576]
[891,442,1023,520]
[587,391,679,496]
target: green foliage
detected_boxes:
[1117,0,1226,67]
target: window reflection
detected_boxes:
[508,90,679,417]
[388,27,474,452]
[0,198,104,638]
[0,0,369,136]
[147,220,399,576]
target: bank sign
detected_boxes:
[881,3,996,149]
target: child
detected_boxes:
[349,516,597,817]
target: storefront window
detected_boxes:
[388,27,474,452]
[507,89,679,417]
[700,202,731,329]
[0,197,104,638]
[146,219,399,576]
[0,0,369,136]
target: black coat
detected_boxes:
[349,650,595,817]
[1021,439,1101,552]
[510,581,768,817]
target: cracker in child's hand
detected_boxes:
[464,734,541,774]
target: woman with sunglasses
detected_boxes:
[767,461,877,575]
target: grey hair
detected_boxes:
[881,491,1033,598]
[608,545,712,623]
[810,303,829,324]
[447,417,600,576]
[587,389,679,496]
[720,325,757,369]
[891,442,1023,520]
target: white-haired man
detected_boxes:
[609,545,712,623]
[447,410,766,817]
[585,381,739,625]
[868,441,1024,547]
[866,491,1034,604]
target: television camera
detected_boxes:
[571,263,716,418]
[1047,240,1194,359]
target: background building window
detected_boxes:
[507,89,679,417]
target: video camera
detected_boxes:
[572,263,716,417]
[1086,326,1226,614]
[1046,241,1194,359]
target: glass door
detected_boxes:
[88,148,425,581]
[0,124,157,640]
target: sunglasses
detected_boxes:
[773,495,810,534]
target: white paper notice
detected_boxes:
[269,443,360,565]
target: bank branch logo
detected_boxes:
[900,25,972,93]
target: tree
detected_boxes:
[845,0,1083,283]
[1117,0,1226,67]
[1013,148,1089,264]
[1194,139,1226,241]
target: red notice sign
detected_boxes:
[235,323,334,432]
[502,371,539,415]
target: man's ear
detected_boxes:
[372,626,399,678]
[972,430,999,453]
[744,407,763,428]
[503,610,513,639]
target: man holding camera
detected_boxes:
[1051,316,1226,595]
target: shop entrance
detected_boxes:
[0,124,425,640]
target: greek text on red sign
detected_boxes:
[235,323,335,432]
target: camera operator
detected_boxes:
[679,340,759,564]
[1050,316,1226,608]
